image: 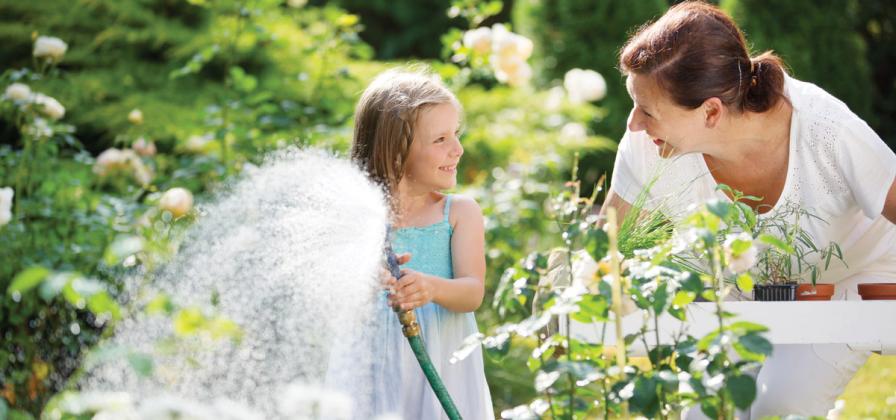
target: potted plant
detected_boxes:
[751,204,844,301]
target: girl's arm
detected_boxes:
[390,195,486,313]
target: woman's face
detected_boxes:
[626,73,714,158]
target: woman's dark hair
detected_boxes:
[619,1,787,113]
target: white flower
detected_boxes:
[93,148,133,176]
[571,249,598,288]
[494,60,532,87]
[560,122,588,141]
[491,24,533,60]
[31,93,65,120]
[159,187,193,218]
[287,0,307,8]
[723,232,757,273]
[489,24,534,87]
[133,137,156,157]
[128,109,144,125]
[545,86,565,111]
[185,134,212,153]
[93,148,152,185]
[827,399,846,420]
[57,391,136,416]
[278,383,352,420]
[701,373,725,393]
[463,27,492,55]
[33,36,68,62]
[0,187,14,227]
[138,395,215,420]
[4,83,31,101]
[23,117,53,139]
[564,68,607,103]
[210,398,263,420]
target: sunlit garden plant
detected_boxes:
[459,165,777,419]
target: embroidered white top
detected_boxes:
[610,75,896,295]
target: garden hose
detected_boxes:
[386,245,463,420]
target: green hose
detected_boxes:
[387,245,463,420]
[401,315,463,420]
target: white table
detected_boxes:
[566,301,896,355]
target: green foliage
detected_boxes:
[478,175,774,419]
[855,0,896,150]
[327,0,511,59]
[513,0,667,141]
[721,0,873,122]
[0,1,369,414]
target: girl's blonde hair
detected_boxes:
[350,67,460,191]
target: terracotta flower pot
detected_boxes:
[796,283,835,301]
[858,283,896,300]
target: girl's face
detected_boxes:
[626,73,715,158]
[401,102,464,192]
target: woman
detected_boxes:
[603,1,896,417]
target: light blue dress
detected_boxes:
[390,195,494,420]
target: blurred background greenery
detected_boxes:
[1,0,894,418]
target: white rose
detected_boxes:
[185,134,212,153]
[159,187,193,218]
[724,232,757,273]
[571,249,599,289]
[131,159,154,186]
[33,36,68,62]
[4,83,31,102]
[492,57,532,87]
[127,109,144,125]
[132,137,156,157]
[463,27,492,55]
[32,93,65,120]
[93,148,131,176]
[560,122,588,140]
[0,187,13,227]
[491,24,533,61]
[278,383,352,420]
[564,68,607,103]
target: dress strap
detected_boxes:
[443,195,453,221]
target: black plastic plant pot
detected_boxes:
[753,283,798,301]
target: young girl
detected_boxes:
[350,68,494,419]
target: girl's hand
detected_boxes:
[389,268,438,311]
[381,253,411,293]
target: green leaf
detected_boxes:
[729,237,752,256]
[127,352,154,377]
[146,293,175,315]
[739,332,773,357]
[736,201,757,229]
[758,233,794,254]
[736,273,754,293]
[38,272,72,302]
[706,199,732,220]
[631,375,659,416]
[672,290,696,308]
[88,291,122,320]
[726,374,757,409]
[7,266,51,295]
[103,235,144,266]
[728,321,769,334]
[173,307,205,336]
